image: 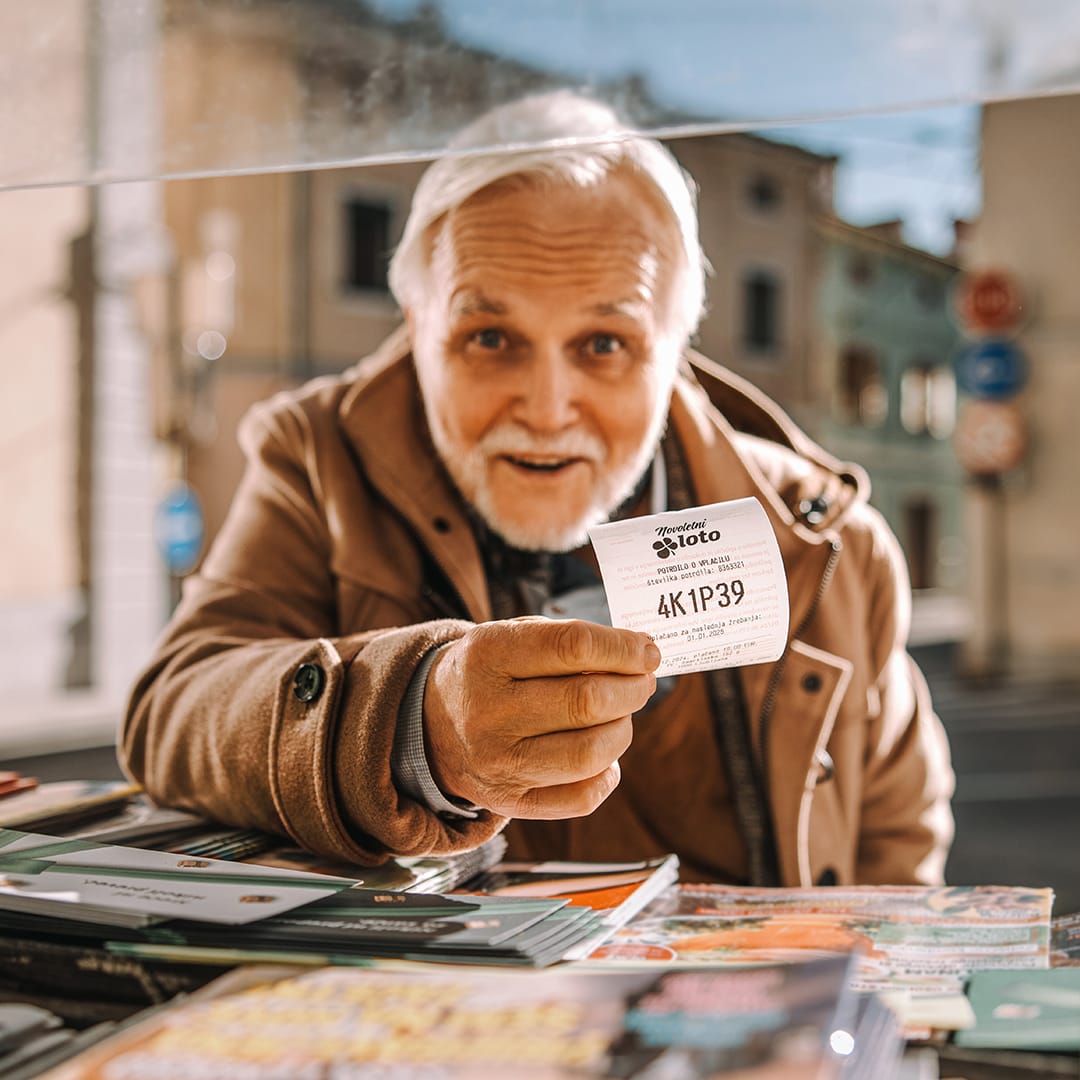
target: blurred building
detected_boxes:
[963,92,1080,680]
[671,143,967,633]
[813,218,965,627]
[668,135,836,423]
[0,8,97,739]
[2,4,172,753]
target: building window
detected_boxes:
[747,174,781,213]
[343,198,392,292]
[837,344,887,427]
[900,362,956,438]
[902,497,937,591]
[847,253,876,287]
[742,271,781,352]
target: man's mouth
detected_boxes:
[501,454,584,473]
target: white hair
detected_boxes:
[388,91,706,343]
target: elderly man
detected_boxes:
[122,93,953,887]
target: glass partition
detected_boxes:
[2,0,1078,190]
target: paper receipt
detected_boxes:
[588,497,789,677]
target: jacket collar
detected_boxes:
[338,327,491,620]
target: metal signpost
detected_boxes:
[952,269,1028,675]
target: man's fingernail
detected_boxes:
[644,642,662,668]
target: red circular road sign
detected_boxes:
[954,400,1028,476]
[954,269,1025,334]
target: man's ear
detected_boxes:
[403,307,415,340]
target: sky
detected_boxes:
[760,108,981,255]
[364,0,1080,254]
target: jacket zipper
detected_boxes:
[757,538,843,810]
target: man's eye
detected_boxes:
[588,333,623,356]
[472,328,506,350]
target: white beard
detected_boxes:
[420,394,669,553]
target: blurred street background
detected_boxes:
[913,643,1080,914]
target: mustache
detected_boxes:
[478,426,607,462]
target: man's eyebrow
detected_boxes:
[587,299,649,319]
[450,291,506,317]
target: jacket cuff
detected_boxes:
[269,636,370,859]
[329,621,507,860]
[392,643,479,819]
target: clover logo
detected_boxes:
[652,538,678,560]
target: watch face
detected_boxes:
[954,400,1027,475]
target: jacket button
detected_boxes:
[292,662,325,704]
[816,867,838,887]
[801,672,823,693]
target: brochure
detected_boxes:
[0,829,356,928]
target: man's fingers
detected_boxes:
[423,619,657,809]
[501,716,634,788]
[501,671,656,736]
[501,763,623,820]
[472,619,660,679]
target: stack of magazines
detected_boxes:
[0,827,679,972]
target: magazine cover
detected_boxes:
[587,883,1053,996]
[41,956,858,1079]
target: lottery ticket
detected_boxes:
[588,497,789,677]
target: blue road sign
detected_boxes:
[954,337,1028,400]
[154,484,205,575]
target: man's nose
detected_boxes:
[511,350,581,431]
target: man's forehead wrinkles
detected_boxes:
[451,219,660,253]
[452,256,658,285]
[450,245,663,285]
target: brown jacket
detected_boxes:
[121,328,954,886]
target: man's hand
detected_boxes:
[423,618,661,819]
